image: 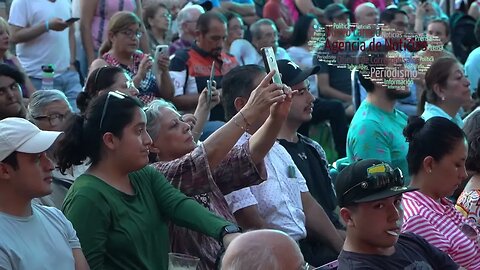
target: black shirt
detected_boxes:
[338,233,459,270]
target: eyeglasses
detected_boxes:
[342,163,404,197]
[119,29,143,39]
[33,112,71,126]
[99,91,128,129]
[161,12,172,19]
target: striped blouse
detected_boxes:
[402,191,480,269]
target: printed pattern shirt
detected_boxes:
[224,133,308,241]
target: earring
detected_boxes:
[428,169,432,173]
[441,96,446,101]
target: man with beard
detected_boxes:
[335,159,458,270]
[0,64,26,120]
[169,11,238,128]
[346,46,413,182]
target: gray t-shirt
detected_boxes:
[0,203,81,269]
[338,232,458,270]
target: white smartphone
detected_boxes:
[154,45,169,59]
[261,47,282,84]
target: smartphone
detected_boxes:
[65,17,79,24]
[154,45,169,59]
[207,61,215,107]
[261,47,282,84]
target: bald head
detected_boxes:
[221,230,304,270]
[354,2,379,25]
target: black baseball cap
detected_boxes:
[276,59,320,87]
[324,3,350,21]
[335,159,417,207]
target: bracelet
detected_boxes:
[233,117,249,132]
[45,20,49,32]
[238,111,251,128]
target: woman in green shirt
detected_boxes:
[55,91,238,270]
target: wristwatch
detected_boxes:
[219,224,242,240]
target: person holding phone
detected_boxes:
[8,0,83,112]
[90,11,174,105]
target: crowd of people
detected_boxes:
[1,0,480,269]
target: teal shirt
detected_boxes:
[347,101,410,182]
[62,166,232,270]
[421,102,464,128]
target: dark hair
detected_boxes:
[290,14,316,47]
[0,64,25,85]
[143,2,169,30]
[464,111,480,172]
[55,92,143,173]
[221,65,266,121]
[224,10,242,24]
[356,43,394,92]
[1,152,18,170]
[78,66,125,114]
[196,11,227,35]
[418,57,459,114]
[380,8,407,24]
[475,18,480,43]
[403,116,465,175]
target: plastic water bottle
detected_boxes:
[41,65,54,90]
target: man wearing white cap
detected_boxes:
[0,117,89,269]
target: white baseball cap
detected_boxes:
[0,118,62,161]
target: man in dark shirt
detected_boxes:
[335,159,459,270]
[0,64,26,120]
[276,59,344,266]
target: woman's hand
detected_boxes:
[241,70,287,123]
[197,80,221,111]
[269,84,295,120]
[157,54,170,73]
[137,54,153,79]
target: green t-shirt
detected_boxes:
[347,101,410,182]
[62,166,232,270]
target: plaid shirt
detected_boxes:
[151,142,266,270]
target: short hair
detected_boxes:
[0,64,25,85]
[403,116,465,175]
[428,17,450,37]
[221,65,266,121]
[355,42,395,92]
[380,8,407,24]
[223,11,242,24]
[464,110,480,172]
[27,89,71,123]
[1,151,18,170]
[79,66,125,113]
[177,4,205,25]
[143,2,169,30]
[196,11,227,35]
[250,18,277,40]
[143,99,177,141]
[221,242,279,270]
[290,15,316,47]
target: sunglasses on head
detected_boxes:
[99,91,129,129]
[343,163,404,197]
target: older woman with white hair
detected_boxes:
[26,89,88,208]
[144,68,293,270]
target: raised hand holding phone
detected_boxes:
[261,47,282,84]
[207,61,215,107]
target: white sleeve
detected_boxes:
[224,187,258,213]
[169,70,198,96]
[8,0,29,28]
[230,39,258,66]
[465,53,480,93]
